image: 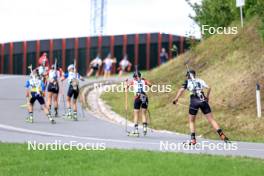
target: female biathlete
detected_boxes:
[172,69,229,145]
[62,64,84,120]
[25,70,55,124]
[46,64,63,117]
[127,71,152,136]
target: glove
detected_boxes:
[172,99,178,105]
[41,91,46,97]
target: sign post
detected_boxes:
[256,83,262,118]
[236,0,245,28]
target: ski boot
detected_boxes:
[72,112,78,121]
[54,109,59,118]
[65,108,73,119]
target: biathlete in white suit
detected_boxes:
[172,69,229,145]
[62,64,84,120]
[126,71,152,136]
[103,53,116,78]
[46,64,64,117]
[118,54,132,77]
[87,54,102,77]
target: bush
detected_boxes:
[186,0,264,39]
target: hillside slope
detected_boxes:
[102,17,264,142]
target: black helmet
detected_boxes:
[186,69,196,77]
[133,71,141,78]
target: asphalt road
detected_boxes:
[0,75,264,159]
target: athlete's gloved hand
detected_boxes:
[41,92,46,97]
[172,99,178,105]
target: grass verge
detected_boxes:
[0,143,264,176]
[101,17,264,142]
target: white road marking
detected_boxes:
[0,123,264,153]
[0,124,160,145]
[0,76,22,80]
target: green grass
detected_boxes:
[101,17,264,142]
[0,143,264,176]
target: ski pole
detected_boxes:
[81,105,85,118]
[80,95,86,119]
[147,109,153,133]
[61,81,67,115]
[124,79,129,133]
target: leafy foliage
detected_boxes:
[186,0,264,38]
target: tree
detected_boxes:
[186,0,264,38]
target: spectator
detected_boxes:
[118,54,132,77]
[170,44,178,59]
[38,52,49,67]
[160,48,168,64]
[103,53,116,78]
[87,54,102,77]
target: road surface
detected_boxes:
[0,75,264,159]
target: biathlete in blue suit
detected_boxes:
[25,70,55,124]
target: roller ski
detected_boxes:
[72,112,78,121]
[63,112,73,119]
[219,131,231,143]
[49,116,56,124]
[143,123,148,136]
[183,139,197,146]
[127,123,140,137]
[26,115,34,123]
[63,109,78,121]
[127,130,140,137]
[47,113,56,124]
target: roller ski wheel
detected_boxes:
[73,114,78,121]
[26,116,33,123]
[127,131,140,137]
[63,114,72,119]
[49,118,56,124]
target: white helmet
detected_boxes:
[67,64,75,71]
